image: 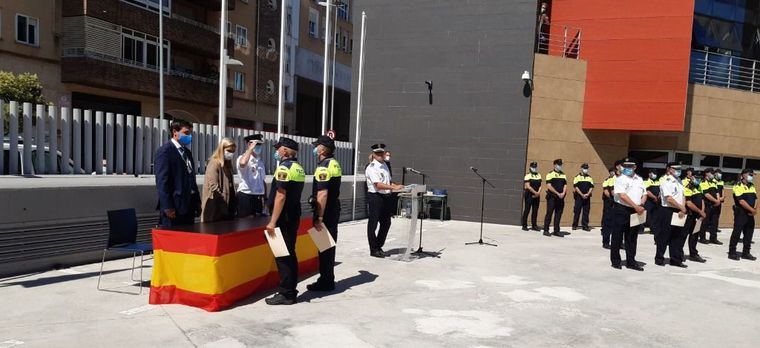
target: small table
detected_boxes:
[397,193,448,222]
[149,216,317,312]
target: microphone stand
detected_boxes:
[466,169,497,247]
[408,170,438,258]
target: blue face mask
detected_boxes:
[555,165,562,172]
[274,151,282,162]
[748,175,754,184]
[716,173,722,180]
[674,170,682,178]
[312,147,320,157]
[178,133,192,146]
[692,178,701,186]
[622,168,634,177]
[253,145,262,154]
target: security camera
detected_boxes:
[521,71,531,81]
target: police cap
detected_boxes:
[553,158,563,165]
[244,134,263,144]
[312,135,336,150]
[703,167,714,174]
[371,143,387,153]
[274,137,299,151]
[666,162,682,169]
[622,157,637,166]
[581,163,589,169]
[742,168,754,175]
[530,161,538,168]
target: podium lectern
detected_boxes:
[394,184,426,261]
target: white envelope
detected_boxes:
[265,228,290,257]
[692,218,703,234]
[630,210,647,227]
[671,213,687,227]
[308,224,336,253]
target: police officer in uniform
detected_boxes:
[728,169,757,261]
[698,168,723,245]
[715,169,726,233]
[643,169,661,234]
[610,158,645,270]
[522,162,542,231]
[265,137,306,305]
[684,171,707,263]
[655,162,688,267]
[601,161,622,248]
[307,136,342,291]
[366,144,404,257]
[572,163,594,231]
[543,159,567,237]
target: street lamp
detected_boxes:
[317,0,334,135]
[217,0,244,138]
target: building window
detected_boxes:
[121,0,171,13]
[343,31,349,52]
[285,44,291,73]
[287,6,293,36]
[234,72,245,91]
[337,2,349,21]
[723,156,743,169]
[284,85,290,102]
[16,14,39,46]
[335,32,340,49]
[309,8,319,38]
[235,25,248,47]
[122,28,170,70]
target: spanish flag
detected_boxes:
[149,218,318,311]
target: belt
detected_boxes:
[369,192,390,196]
[614,202,635,212]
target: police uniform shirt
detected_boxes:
[313,157,343,213]
[716,179,725,195]
[733,182,757,209]
[524,172,542,193]
[684,182,704,216]
[545,170,567,197]
[660,175,685,208]
[268,158,306,219]
[366,159,391,194]
[573,173,594,195]
[644,177,662,196]
[602,176,615,201]
[700,179,719,202]
[613,174,645,207]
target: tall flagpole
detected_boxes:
[352,11,367,221]
[329,5,338,130]
[277,0,287,138]
[217,0,228,138]
[321,0,332,135]
[159,3,164,131]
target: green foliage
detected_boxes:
[0,71,46,104]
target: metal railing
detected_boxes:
[535,22,582,59]
[0,100,355,176]
[171,13,220,34]
[62,48,218,84]
[689,49,760,92]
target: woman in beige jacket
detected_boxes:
[201,137,237,222]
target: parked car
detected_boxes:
[2,142,85,175]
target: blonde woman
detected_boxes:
[201,137,237,222]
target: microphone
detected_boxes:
[470,166,478,172]
[406,167,422,175]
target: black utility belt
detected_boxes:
[613,203,636,212]
[369,192,391,196]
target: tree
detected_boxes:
[1,71,46,138]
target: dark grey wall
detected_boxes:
[351,0,536,224]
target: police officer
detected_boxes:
[684,171,707,263]
[366,144,404,257]
[601,161,622,249]
[728,169,757,261]
[264,137,305,305]
[307,135,342,291]
[610,158,646,271]
[543,159,567,237]
[715,169,726,233]
[572,163,594,231]
[522,161,542,231]
[643,169,662,234]
[698,168,723,245]
[655,162,688,267]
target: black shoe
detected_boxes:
[669,262,688,268]
[611,264,622,269]
[728,253,740,261]
[306,281,335,292]
[572,227,579,231]
[582,227,592,232]
[522,226,529,231]
[626,264,644,271]
[552,232,564,237]
[741,253,757,261]
[655,259,665,266]
[543,231,551,237]
[602,244,610,250]
[265,293,296,305]
[371,250,385,258]
[699,239,709,244]
[688,255,707,263]
[531,226,540,231]
[710,239,723,245]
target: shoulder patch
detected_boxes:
[275,166,290,182]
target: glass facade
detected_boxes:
[693,0,760,59]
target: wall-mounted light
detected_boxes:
[521,70,533,90]
[425,80,433,105]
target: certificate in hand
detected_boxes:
[265,228,290,257]
[692,218,702,234]
[630,210,647,227]
[308,224,336,252]
[671,213,687,227]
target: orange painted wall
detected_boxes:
[549,0,695,131]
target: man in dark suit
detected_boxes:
[155,120,200,227]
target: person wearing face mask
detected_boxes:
[714,169,725,233]
[201,138,238,222]
[366,144,405,257]
[655,162,688,267]
[610,158,646,271]
[601,160,623,249]
[572,163,594,231]
[522,162,542,231]
[728,169,757,261]
[643,169,662,234]
[237,134,267,218]
[154,119,200,227]
[265,137,306,305]
[543,159,567,237]
[684,172,707,263]
[307,135,343,291]
[696,168,722,245]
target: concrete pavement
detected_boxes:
[1,219,759,347]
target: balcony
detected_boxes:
[535,21,582,59]
[61,49,218,105]
[689,49,760,93]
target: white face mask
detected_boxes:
[582,168,588,175]
[224,151,235,161]
[385,156,390,162]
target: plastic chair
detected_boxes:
[97,209,153,295]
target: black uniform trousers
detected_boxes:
[572,194,591,229]
[237,192,264,217]
[610,203,639,267]
[601,198,613,246]
[275,217,300,299]
[543,194,564,233]
[315,208,340,284]
[643,200,658,232]
[729,207,755,255]
[522,192,540,229]
[655,207,687,264]
[697,203,716,241]
[367,192,393,251]
[686,213,701,257]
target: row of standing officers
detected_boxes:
[522,158,757,270]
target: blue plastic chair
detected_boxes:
[97,209,153,295]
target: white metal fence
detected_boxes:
[1,100,354,176]
[535,23,582,59]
